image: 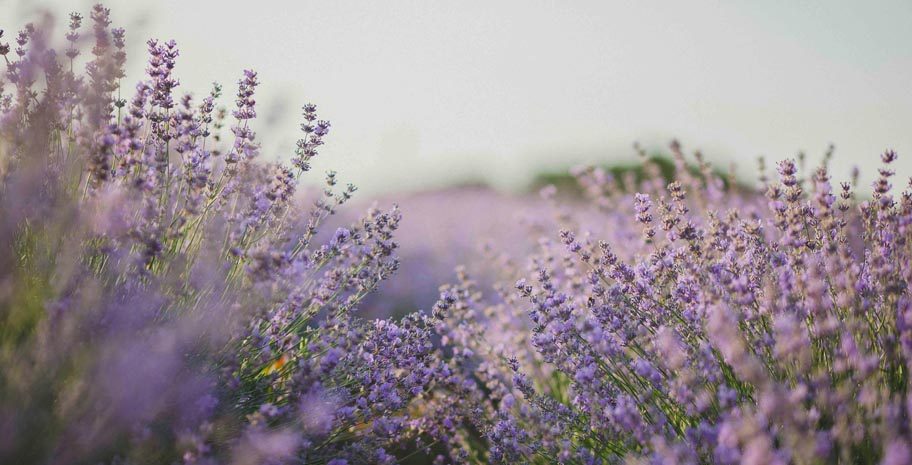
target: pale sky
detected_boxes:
[9,0,912,194]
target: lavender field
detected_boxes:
[2,4,912,465]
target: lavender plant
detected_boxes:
[0,6,449,464]
[428,147,912,464]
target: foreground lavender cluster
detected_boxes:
[0,7,456,464]
[428,146,912,464]
[4,5,912,465]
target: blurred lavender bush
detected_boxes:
[4,4,912,465]
[0,5,453,464]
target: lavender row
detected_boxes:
[3,5,912,465]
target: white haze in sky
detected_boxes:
[9,0,912,194]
